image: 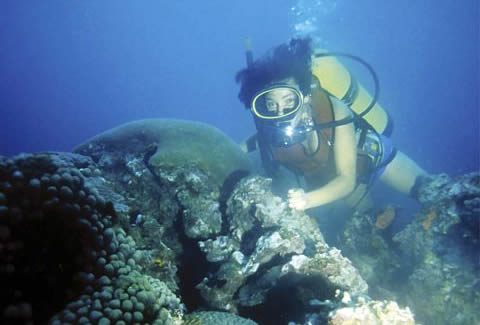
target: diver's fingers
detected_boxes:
[288,196,307,211]
[290,203,305,211]
[289,192,305,202]
[288,192,296,199]
[288,188,303,194]
[288,189,303,197]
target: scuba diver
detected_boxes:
[235,37,427,211]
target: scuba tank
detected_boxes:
[311,51,396,183]
[311,53,392,136]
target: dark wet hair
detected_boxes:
[235,37,313,108]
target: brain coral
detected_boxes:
[73,119,252,188]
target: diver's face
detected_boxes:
[264,88,298,116]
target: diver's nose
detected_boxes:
[277,104,288,115]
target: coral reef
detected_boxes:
[9,120,478,324]
[337,172,480,325]
[183,311,258,325]
[0,153,182,324]
[328,296,414,325]
[0,146,401,324]
[196,176,368,319]
[72,119,254,293]
[74,119,371,323]
[412,173,479,247]
[394,172,480,325]
[340,209,401,293]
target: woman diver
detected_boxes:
[235,37,427,211]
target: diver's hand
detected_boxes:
[288,188,309,211]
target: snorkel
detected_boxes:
[245,37,254,68]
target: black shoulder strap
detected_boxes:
[254,119,279,176]
[245,134,258,153]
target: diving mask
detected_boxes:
[252,86,314,147]
[251,85,304,120]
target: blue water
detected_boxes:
[1,0,478,176]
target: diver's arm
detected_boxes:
[289,99,357,210]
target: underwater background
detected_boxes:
[0,1,479,324]
[1,0,478,174]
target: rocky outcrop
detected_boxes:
[338,173,480,325]
[196,176,368,322]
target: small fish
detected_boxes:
[309,299,332,306]
[130,213,144,227]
